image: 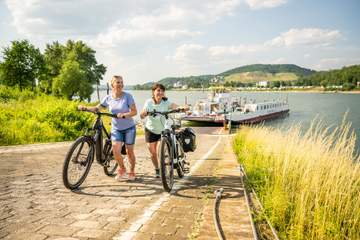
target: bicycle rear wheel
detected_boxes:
[62,136,94,190]
[160,137,174,192]
[103,140,118,176]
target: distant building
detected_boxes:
[173,81,182,88]
[182,84,188,90]
[257,81,268,87]
[210,76,224,84]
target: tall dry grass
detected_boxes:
[233,119,360,239]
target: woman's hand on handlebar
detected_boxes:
[176,105,190,112]
[78,105,87,111]
[117,113,127,119]
[140,109,148,119]
[78,105,99,113]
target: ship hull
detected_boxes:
[229,109,290,124]
[182,109,289,125]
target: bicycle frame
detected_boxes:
[151,109,183,162]
[161,121,179,163]
[89,112,116,164]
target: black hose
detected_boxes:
[213,188,226,240]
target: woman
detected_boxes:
[78,75,137,181]
[140,83,188,178]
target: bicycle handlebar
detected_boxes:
[79,109,118,118]
[148,108,185,117]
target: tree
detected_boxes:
[42,40,106,95]
[64,40,106,85]
[41,41,66,93]
[270,81,281,88]
[52,59,87,100]
[0,40,44,90]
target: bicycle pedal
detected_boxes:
[183,167,190,173]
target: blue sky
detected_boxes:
[1,0,360,84]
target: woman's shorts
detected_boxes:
[111,125,136,145]
[145,128,161,143]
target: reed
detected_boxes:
[233,120,360,239]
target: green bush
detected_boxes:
[0,85,37,102]
[0,87,93,145]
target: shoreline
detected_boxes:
[128,88,360,94]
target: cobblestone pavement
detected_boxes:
[0,127,254,240]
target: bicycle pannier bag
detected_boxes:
[180,127,197,152]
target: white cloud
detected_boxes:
[168,27,343,68]
[266,28,341,47]
[170,44,207,62]
[315,58,360,70]
[92,24,201,49]
[271,57,287,64]
[91,1,240,48]
[245,0,287,10]
[5,0,240,40]
[208,44,266,57]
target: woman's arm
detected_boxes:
[119,104,137,119]
[170,103,189,111]
[78,104,103,112]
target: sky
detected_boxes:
[1,0,360,85]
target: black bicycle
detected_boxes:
[149,109,189,192]
[62,110,124,190]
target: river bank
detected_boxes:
[132,87,360,94]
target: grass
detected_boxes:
[232,119,360,239]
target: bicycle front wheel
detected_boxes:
[160,137,174,192]
[62,136,94,190]
[176,140,185,178]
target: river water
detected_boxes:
[91,90,360,153]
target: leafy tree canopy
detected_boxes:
[41,40,106,95]
[52,58,88,100]
[0,40,44,90]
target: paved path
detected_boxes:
[0,127,255,240]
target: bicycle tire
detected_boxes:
[160,137,174,192]
[103,141,118,176]
[176,140,185,178]
[62,136,94,190]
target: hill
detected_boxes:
[132,64,316,89]
[297,64,360,90]
[219,64,315,77]
[224,72,298,83]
